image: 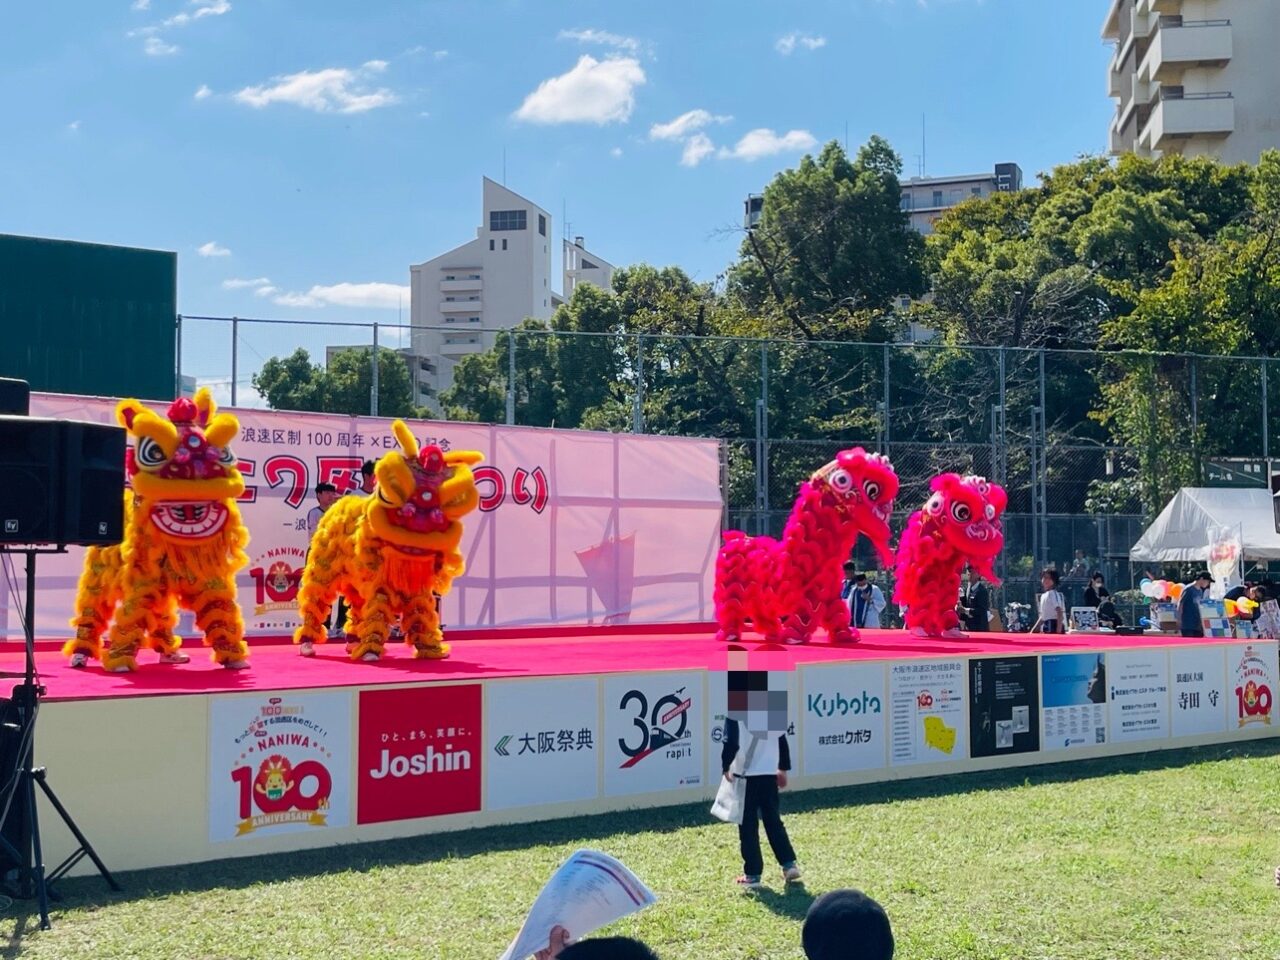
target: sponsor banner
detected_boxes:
[209,690,351,843]
[603,672,702,797]
[485,677,600,811]
[17,394,721,638]
[357,684,482,824]
[968,656,1040,759]
[709,669,797,763]
[1171,646,1229,738]
[1042,653,1108,751]
[889,659,966,766]
[1107,649,1170,744]
[800,662,887,776]
[1229,641,1278,729]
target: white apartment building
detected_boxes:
[410,178,556,396]
[1103,0,1280,165]
[563,236,615,300]
[898,164,1023,236]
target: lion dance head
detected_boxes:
[808,448,900,566]
[922,473,1007,576]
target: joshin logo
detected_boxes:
[368,742,472,778]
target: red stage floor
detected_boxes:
[0,625,1196,703]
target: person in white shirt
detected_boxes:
[721,717,799,890]
[349,460,376,497]
[1031,568,1065,634]
[848,573,886,630]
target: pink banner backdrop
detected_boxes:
[3,394,722,639]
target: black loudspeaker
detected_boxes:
[0,380,29,416]
[0,417,126,546]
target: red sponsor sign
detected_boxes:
[357,685,482,824]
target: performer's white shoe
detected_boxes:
[299,641,315,657]
[159,651,190,664]
[361,651,380,662]
[69,652,88,669]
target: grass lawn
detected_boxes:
[3,740,1278,960]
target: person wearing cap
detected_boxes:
[1177,571,1214,638]
[802,888,895,960]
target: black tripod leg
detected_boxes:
[25,773,50,930]
[35,775,120,891]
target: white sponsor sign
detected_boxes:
[1228,641,1278,730]
[603,671,702,797]
[888,659,967,766]
[485,677,601,811]
[1170,646,1229,738]
[209,690,352,843]
[1107,649,1170,744]
[800,662,888,776]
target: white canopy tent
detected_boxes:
[1129,487,1280,563]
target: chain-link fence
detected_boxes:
[180,315,1280,625]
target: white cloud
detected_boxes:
[198,241,231,257]
[680,133,715,167]
[194,83,213,100]
[234,61,398,114]
[433,49,449,60]
[776,32,827,55]
[144,35,179,56]
[254,285,280,298]
[222,277,270,289]
[514,55,645,125]
[610,146,623,158]
[270,282,410,310]
[718,128,817,161]
[649,108,731,141]
[163,0,231,29]
[67,120,81,132]
[131,0,151,10]
[558,28,640,54]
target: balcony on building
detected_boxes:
[440,298,483,313]
[1136,0,1183,17]
[440,276,483,293]
[1139,88,1235,152]
[1137,18,1232,83]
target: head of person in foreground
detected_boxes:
[803,888,895,960]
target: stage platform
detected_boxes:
[17,625,1279,882]
[8,625,1195,702]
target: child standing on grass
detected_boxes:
[721,716,800,890]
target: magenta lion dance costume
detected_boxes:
[893,474,1007,638]
[715,448,899,645]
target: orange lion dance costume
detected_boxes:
[65,388,251,672]
[293,421,482,662]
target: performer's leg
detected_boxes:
[403,591,449,660]
[65,546,119,665]
[293,563,340,652]
[819,589,858,644]
[191,579,249,668]
[349,588,393,661]
[149,595,189,663]
[103,577,162,673]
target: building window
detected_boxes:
[971,186,982,196]
[900,193,911,211]
[502,239,507,251]
[489,239,494,251]
[445,296,455,301]
[932,190,943,206]
[445,317,457,323]
[538,214,546,236]
[468,274,481,279]
[468,316,479,323]
[490,209,527,231]
[445,274,456,280]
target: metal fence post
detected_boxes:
[371,322,380,417]
[1038,349,1047,565]
[175,314,182,398]
[633,334,645,434]
[505,329,516,425]
[230,316,238,407]
[760,345,770,535]
[882,343,891,449]
[1263,359,1270,460]
[1190,355,1198,482]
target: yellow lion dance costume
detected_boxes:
[65,389,251,672]
[294,421,481,662]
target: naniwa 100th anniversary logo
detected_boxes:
[209,691,352,842]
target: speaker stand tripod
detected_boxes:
[0,547,119,930]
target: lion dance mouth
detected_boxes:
[151,502,230,539]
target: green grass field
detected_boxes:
[3,741,1278,960]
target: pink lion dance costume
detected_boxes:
[893,474,1007,638]
[715,448,899,645]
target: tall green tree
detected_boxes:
[252,346,419,418]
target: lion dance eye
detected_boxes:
[828,468,853,492]
[925,495,943,516]
[863,480,880,500]
[136,438,167,469]
[951,502,972,523]
[217,446,237,466]
[985,504,996,521]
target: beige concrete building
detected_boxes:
[1103,0,1280,165]
[899,164,1023,236]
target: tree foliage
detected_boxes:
[252,346,420,418]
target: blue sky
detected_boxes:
[1,0,1114,402]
